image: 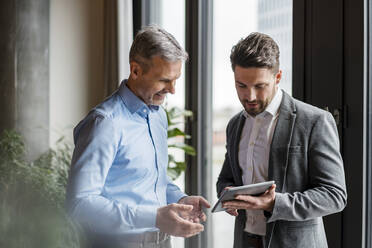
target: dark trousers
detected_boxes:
[243,232,264,248]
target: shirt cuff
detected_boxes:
[168,191,188,204]
[134,205,158,228]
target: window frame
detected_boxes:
[365,0,372,246]
[185,1,214,248]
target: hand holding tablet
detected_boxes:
[212,181,275,213]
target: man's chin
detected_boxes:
[152,94,166,105]
[242,102,265,116]
[151,98,165,106]
[245,108,263,116]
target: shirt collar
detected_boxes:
[264,87,283,117]
[118,80,160,116]
[243,87,283,118]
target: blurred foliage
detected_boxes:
[165,106,196,180]
[0,130,81,248]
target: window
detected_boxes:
[146,1,186,247]
[212,1,292,247]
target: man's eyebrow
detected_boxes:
[159,78,172,83]
[235,81,269,85]
[160,74,181,82]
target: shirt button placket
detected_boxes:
[147,112,161,203]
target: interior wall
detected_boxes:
[50,0,104,146]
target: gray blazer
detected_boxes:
[216,91,347,248]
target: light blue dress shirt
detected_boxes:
[66,80,186,236]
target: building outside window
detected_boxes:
[149,1,186,247]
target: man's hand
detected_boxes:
[222,184,276,212]
[225,208,239,216]
[156,203,205,238]
[221,187,239,217]
[178,196,211,223]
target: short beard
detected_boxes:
[243,86,277,116]
[243,100,266,116]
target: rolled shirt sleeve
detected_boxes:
[166,179,187,204]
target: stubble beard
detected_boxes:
[243,100,266,116]
[243,87,277,116]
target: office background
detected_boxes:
[0,0,371,248]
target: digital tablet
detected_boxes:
[211,181,275,213]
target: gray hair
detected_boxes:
[129,25,188,72]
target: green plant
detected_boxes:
[165,106,196,180]
[0,130,81,248]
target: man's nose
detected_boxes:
[246,88,256,102]
[168,81,176,94]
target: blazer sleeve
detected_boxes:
[268,111,347,222]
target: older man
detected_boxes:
[66,26,210,248]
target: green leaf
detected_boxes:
[167,167,180,180]
[168,106,182,119]
[165,107,173,126]
[168,128,186,138]
[168,144,196,156]
[174,161,186,171]
[164,106,194,126]
[164,106,196,180]
[168,154,176,164]
[182,110,193,117]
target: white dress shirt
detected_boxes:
[238,88,283,236]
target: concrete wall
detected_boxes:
[0,0,50,161]
[50,0,105,146]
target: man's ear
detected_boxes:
[275,70,282,85]
[130,61,142,80]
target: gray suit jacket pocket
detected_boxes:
[271,146,304,154]
[280,219,327,248]
[288,146,304,154]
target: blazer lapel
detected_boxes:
[266,91,297,245]
[268,91,297,192]
[231,111,245,186]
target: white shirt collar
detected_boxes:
[265,87,283,117]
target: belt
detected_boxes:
[244,232,263,239]
[121,231,169,244]
[90,231,170,247]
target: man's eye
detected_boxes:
[255,84,265,89]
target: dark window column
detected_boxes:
[365,0,372,247]
[132,0,161,37]
[0,0,49,161]
[293,0,366,247]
